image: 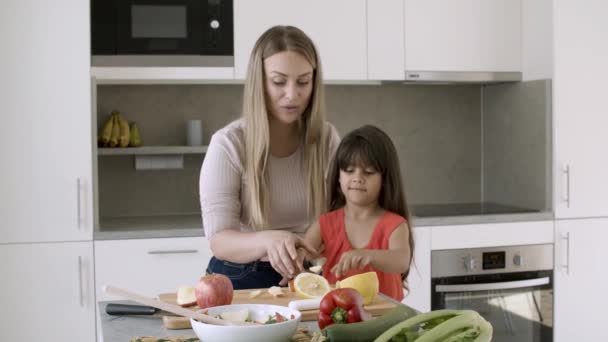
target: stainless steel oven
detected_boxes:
[432,244,553,341]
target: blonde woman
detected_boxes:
[199,26,340,289]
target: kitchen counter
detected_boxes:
[98,300,321,342]
[95,228,203,240]
[98,294,405,341]
[411,210,553,227]
[93,211,553,240]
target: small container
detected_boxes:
[186,119,203,146]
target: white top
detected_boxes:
[199,119,340,238]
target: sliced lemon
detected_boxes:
[336,272,379,305]
[294,273,331,299]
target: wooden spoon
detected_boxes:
[103,285,250,326]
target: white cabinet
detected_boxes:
[555,218,608,341]
[233,0,367,81]
[95,237,213,301]
[0,0,92,243]
[367,0,405,80]
[404,0,521,73]
[403,227,431,312]
[553,0,608,218]
[521,0,553,81]
[0,242,95,340]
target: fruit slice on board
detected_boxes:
[294,273,331,299]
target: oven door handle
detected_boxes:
[435,277,550,293]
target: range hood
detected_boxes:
[402,71,522,84]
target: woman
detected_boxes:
[199,25,340,289]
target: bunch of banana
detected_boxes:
[98,110,139,148]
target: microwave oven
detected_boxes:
[91,0,233,67]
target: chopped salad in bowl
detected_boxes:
[190,304,301,342]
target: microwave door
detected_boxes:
[116,0,202,54]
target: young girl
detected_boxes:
[298,125,413,301]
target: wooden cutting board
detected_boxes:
[158,288,398,329]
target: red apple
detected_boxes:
[194,274,234,309]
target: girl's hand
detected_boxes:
[264,231,317,281]
[330,249,372,278]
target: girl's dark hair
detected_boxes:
[326,125,414,287]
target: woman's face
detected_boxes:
[339,163,382,207]
[263,50,314,126]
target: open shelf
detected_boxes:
[98,145,208,156]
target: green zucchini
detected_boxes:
[322,304,418,342]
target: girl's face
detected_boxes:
[263,50,314,126]
[339,163,382,207]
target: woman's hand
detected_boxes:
[330,249,372,278]
[278,247,310,286]
[263,230,317,281]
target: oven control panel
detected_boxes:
[432,244,553,278]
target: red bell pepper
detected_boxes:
[318,288,372,329]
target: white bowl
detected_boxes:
[190,304,301,342]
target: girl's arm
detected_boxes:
[367,221,411,273]
[302,219,324,252]
[331,222,411,278]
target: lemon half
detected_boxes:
[294,273,331,299]
[336,272,379,305]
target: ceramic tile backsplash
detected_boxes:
[97,84,481,219]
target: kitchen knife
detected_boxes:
[106,303,159,315]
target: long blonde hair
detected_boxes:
[243,25,329,230]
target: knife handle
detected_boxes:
[106,303,158,315]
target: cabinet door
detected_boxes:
[553,0,608,218]
[95,237,213,301]
[0,242,95,340]
[234,0,367,80]
[403,227,431,312]
[0,0,92,243]
[367,0,405,80]
[555,219,608,341]
[404,0,521,72]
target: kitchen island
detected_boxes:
[98,300,321,342]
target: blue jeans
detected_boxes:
[206,256,282,290]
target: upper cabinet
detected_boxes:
[553,0,608,218]
[403,0,522,80]
[367,0,405,80]
[0,0,93,243]
[233,0,367,81]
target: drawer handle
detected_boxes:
[78,256,84,307]
[562,164,571,208]
[147,249,199,255]
[76,178,82,230]
[561,232,570,275]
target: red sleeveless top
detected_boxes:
[320,208,406,302]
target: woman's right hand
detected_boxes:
[262,230,318,280]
